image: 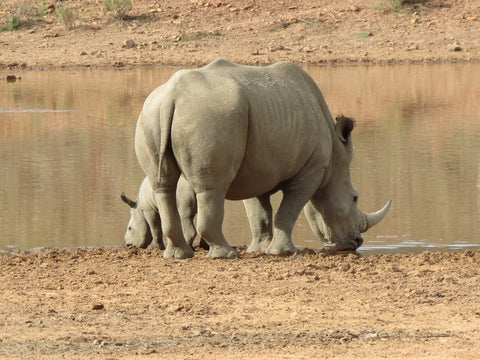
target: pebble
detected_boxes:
[122,39,137,48]
[447,43,462,51]
[6,74,20,82]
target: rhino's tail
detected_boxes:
[156,95,181,192]
[135,89,180,193]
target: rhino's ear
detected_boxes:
[335,115,355,144]
[121,193,137,208]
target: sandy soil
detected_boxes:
[1,247,480,359]
[1,0,480,70]
[1,0,480,359]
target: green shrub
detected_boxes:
[375,0,403,13]
[56,6,78,30]
[375,0,426,13]
[102,0,132,20]
[1,16,20,31]
[0,0,48,31]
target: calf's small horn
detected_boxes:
[121,193,137,208]
[363,199,392,232]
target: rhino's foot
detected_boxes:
[246,239,272,253]
[265,241,298,256]
[207,245,240,259]
[148,241,165,250]
[163,245,194,259]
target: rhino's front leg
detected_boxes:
[154,192,194,259]
[243,194,273,252]
[265,189,316,255]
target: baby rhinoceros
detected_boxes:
[121,176,199,250]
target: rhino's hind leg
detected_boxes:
[244,195,273,252]
[196,190,239,259]
[154,192,194,259]
[177,175,198,248]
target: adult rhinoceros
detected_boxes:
[134,59,391,259]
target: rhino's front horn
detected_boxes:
[362,199,392,232]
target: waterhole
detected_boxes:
[1,64,479,254]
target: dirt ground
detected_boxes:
[1,0,480,70]
[1,247,480,359]
[2,0,480,359]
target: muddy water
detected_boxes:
[1,64,479,254]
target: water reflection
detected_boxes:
[1,64,479,253]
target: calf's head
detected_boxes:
[305,116,391,251]
[120,193,153,248]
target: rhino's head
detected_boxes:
[305,116,391,251]
[120,192,152,248]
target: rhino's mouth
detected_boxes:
[323,235,363,251]
[124,241,150,249]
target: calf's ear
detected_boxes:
[121,193,137,208]
[335,115,355,144]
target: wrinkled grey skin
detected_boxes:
[134,59,391,259]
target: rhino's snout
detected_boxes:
[332,235,363,251]
[354,236,364,249]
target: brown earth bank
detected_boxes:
[0,0,479,71]
[1,247,480,360]
[2,0,480,359]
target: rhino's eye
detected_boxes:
[353,195,358,203]
[128,226,133,232]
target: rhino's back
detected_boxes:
[168,60,333,199]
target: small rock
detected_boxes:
[122,39,137,48]
[92,304,104,310]
[362,332,378,339]
[92,339,106,347]
[6,75,19,82]
[80,51,87,56]
[71,336,89,343]
[447,43,462,51]
[407,43,419,51]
